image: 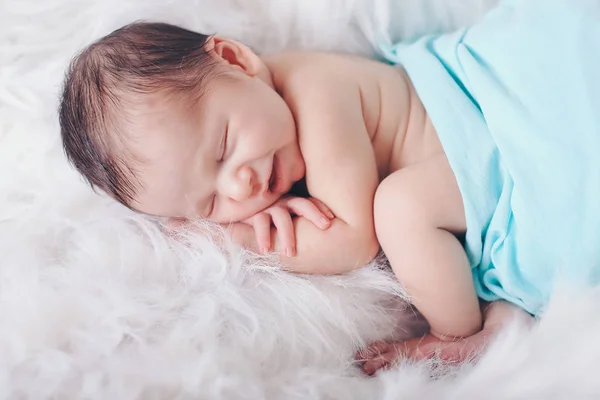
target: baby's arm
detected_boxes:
[283,57,381,274]
[233,54,381,274]
[375,151,482,339]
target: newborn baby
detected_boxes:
[59,0,600,373]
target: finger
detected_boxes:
[435,332,488,364]
[362,350,401,376]
[435,341,471,364]
[308,197,335,219]
[268,207,296,257]
[402,333,481,363]
[355,341,394,361]
[251,213,272,254]
[285,197,331,230]
[404,335,447,360]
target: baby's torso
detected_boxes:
[351,58,445,181]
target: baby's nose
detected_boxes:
[226,165,256,202]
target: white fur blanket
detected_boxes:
[1,0,598,398]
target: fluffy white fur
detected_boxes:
[0,0,596,398]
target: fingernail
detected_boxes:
[320,217,330,227]
[327,211,334,218]
[286,247,295,257]
[261,247,269,255]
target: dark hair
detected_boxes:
[59,22,217,207]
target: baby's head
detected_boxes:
[59,22,305,223]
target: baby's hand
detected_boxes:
[356,301,534,375]
[243,196,334,257]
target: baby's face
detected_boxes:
[130,72,305,223]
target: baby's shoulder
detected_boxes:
[263,51,381,95]
[264,51,361,74]
[264,51,396,143]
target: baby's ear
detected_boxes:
[206,36,262,77]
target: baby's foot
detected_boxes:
[356,330,493,375]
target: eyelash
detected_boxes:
[219,125,229,162]
[211,124,228,216]
[209,193,217,216]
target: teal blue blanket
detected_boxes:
[381,0,600,315]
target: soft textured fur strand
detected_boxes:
[1,0,595,398]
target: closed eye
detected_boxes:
[206,193,217,217]
[219,123,229,162]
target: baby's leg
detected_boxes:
[373,154,481,340]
